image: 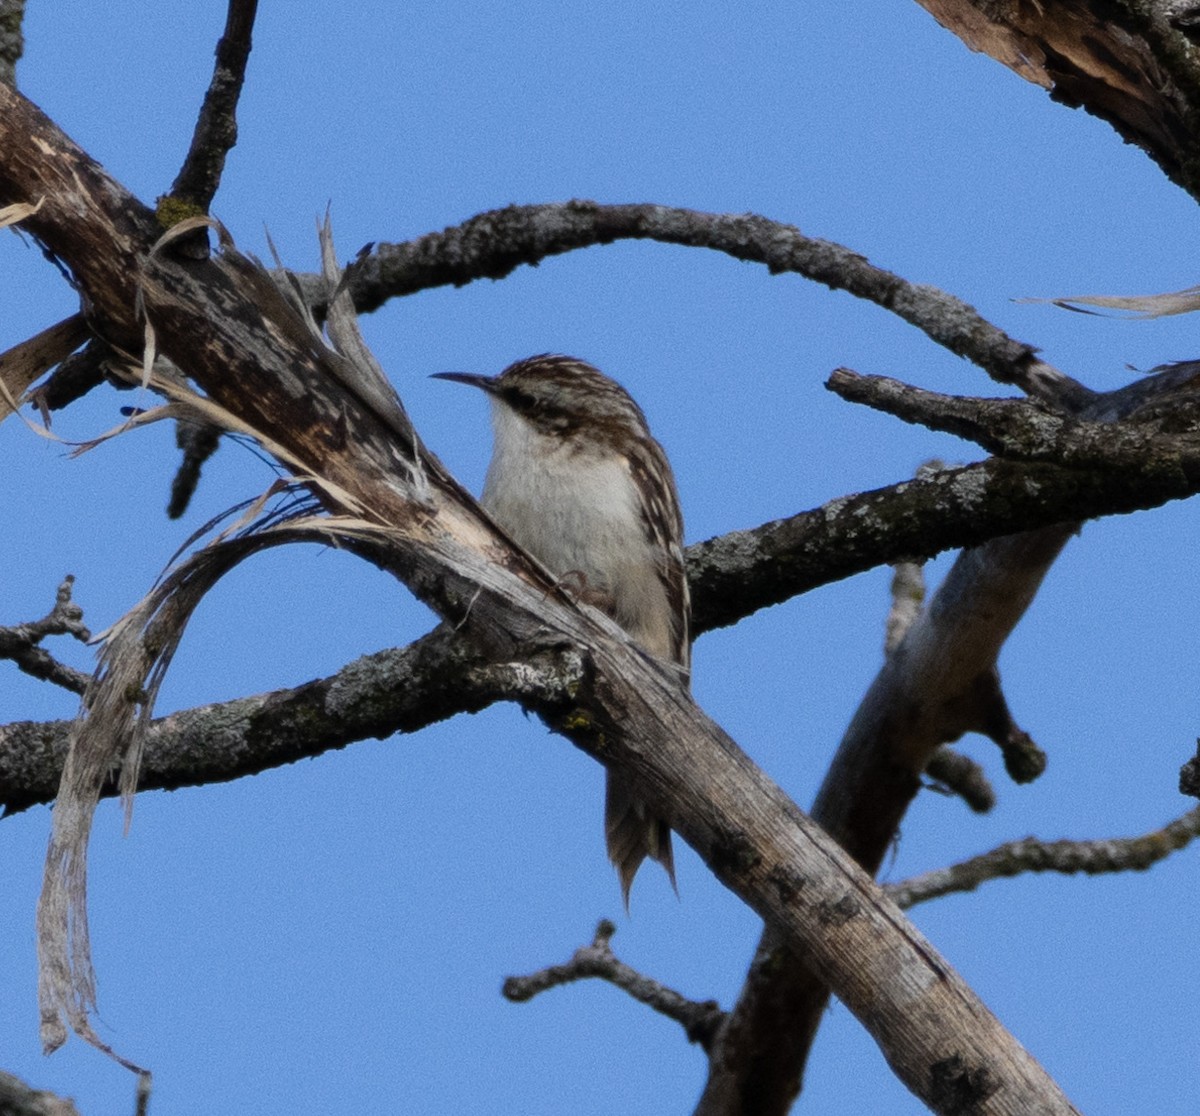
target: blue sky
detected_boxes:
[2,3,1199,1113]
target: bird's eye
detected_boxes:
[505,388,540,413]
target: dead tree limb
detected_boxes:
[913,0,1200,200]
[1,82,1083,1115]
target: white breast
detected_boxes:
[480,401,674,658]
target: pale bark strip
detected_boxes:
[0,313,87,420]
[1,83,1080,1113]
[698,344,1200,1110]
[695,324,1200,1113]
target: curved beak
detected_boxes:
[430,371,498,393]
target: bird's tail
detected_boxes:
[605,770,676,906]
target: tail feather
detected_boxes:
[605,770,675,905]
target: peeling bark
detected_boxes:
[0,82,1084,1113]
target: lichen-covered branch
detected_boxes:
[1,83,1082,1113]
[345,201,1081,404]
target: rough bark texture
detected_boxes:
[914,0,1200,198]
[0,82,1086,1114]
[697,526,1075,1112]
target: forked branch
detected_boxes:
[1,82,1081,1114]
[503,920,726,1053]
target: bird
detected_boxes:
[433,354,690,902]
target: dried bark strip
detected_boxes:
[1,83,1079,1114]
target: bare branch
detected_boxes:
[0,576,92,695]
[913,0,1200,200]
[0,1071,81,1116]
[0,313,87,420]
[697,523,1077,1114]
[886,807,1200,910]
[26,340,112,414]
[503,920,726,1053]
[30,196,1085,420]
[163,7,264,517]
[2,85,1082,1111]
[827,366,1200,468]
[0,0,24,88]
[347,201,1083,404]
[889,555,1002,814]
[167,0,258,213]
[687,441,1198,635]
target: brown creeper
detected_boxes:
[434,354,690,902]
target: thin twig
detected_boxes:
[0,575,91,694]
[886,807,1200,909]
[167,0,258,212]
[503,920,726,1052]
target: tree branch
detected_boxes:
[1,83,1082,1113]
[827,366,1200,468]
[30,196,1088,419]
[0,0,24,88]
[696,522,1078,1114]
[912,0,1200,200]
[0,577,91,696]
[503,920,726,1053]
[0,624,588,816]
[0,1071,80,1116]
[346,201,1084,404]
[0,314,87,421]
[924,747,996,814]
[696,349,1200,1111]
[166,0,258,214]
[886,806,1200,909]
[5,375,1199,811]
